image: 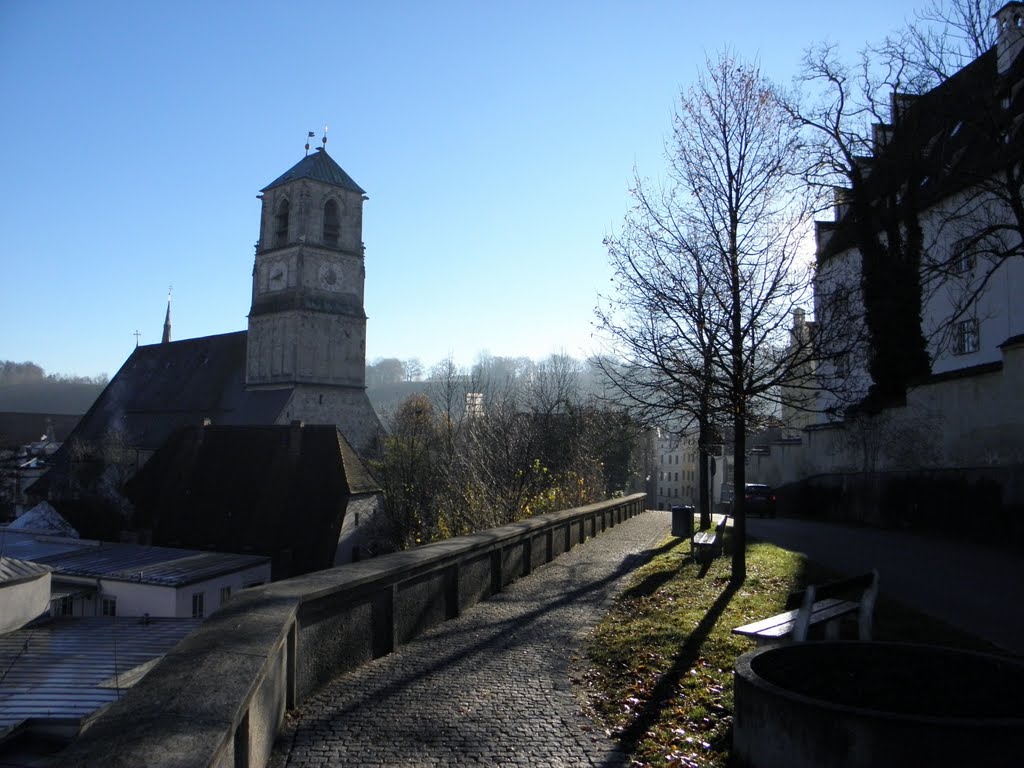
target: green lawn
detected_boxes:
[575,532,999,768]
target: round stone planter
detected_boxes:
[733,642,1024,768]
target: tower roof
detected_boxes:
[261,147,365,194]
[162,296,171,344]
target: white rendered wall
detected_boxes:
[173,562,271,618]
[918,188,1024,374]
[0,571,51,633]
[96,561,272,618]
[100,580,177,618]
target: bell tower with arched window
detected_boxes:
[246,146,380,452]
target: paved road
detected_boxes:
[278,511,671,768]
[747,517,1024,655]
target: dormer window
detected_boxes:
[323,199,340,247]
[274,198,290,248]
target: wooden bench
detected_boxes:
[692,515,728,563]
[732,570,879,646]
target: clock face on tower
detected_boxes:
[318,263,342,292]
[268,262,287,291]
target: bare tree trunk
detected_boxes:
[698,414,711,530]
[731,408,747,583]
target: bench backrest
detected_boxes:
[790,569,879,642]
[785,570,876,610]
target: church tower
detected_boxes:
[246,145,381,454]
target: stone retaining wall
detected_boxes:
[61,494,647,768]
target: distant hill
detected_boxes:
[0,381,105,415]
[367,381,430,420]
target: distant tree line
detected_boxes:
[1,360,108,386]
[365,353,615,397]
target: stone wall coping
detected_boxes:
[266,496,638,606]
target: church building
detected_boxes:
[38,146,384,568]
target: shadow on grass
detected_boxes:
[606,574,742,762]
[619,537,691,600]
[647,535,690,559]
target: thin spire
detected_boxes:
[162,285,172,344]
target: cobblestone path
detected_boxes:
[278,510,670,767]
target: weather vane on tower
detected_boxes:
[305,126,329,154]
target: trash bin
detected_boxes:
[671,505,695,537]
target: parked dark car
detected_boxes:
[744,483,777,517]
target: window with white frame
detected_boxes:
[951,247,975,274]
[192,591,205,619]
[953,318,979,355]
[219,586,231,605]
[101,597,116,617]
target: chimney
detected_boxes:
[995,2,1024,75]
[832,186,851,222]
[195,417,211,447]
[289,420,304,462]
[890,92,918,123]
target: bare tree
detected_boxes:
[403,358,424,382]
[369,394,442,549]
[897,0,1001,87]
[599,54,815,581]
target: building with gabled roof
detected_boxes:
[814,2,1024,414]
[0,526,271,619]
[37,146,385,553]
[760,4,1024,527]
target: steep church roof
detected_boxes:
[57,332,291,455]
[125,423,379,577]
[261,147,365,194]
[35,332,292,508]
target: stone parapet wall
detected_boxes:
[61,494,647,768]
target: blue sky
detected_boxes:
[1,0,925,379]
